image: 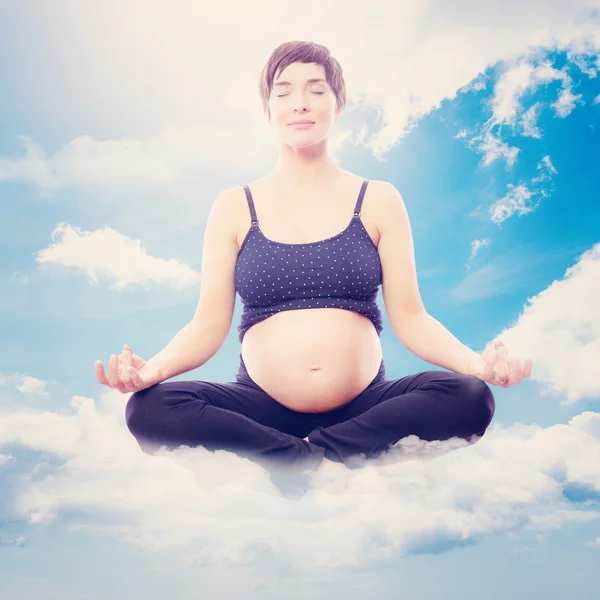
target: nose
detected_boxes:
[290,95,311,114]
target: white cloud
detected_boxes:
[520,103,543,138]
[0,389,599,570]
[531,154,558,183]
[0,0,599,577]
[457,242,600,405]
[551,86,585,117]
[0,534,26,547]
[35,223,201,291]
[529,509,600,531]
[0,127,280,191]
[3,238,600,567]
[466,238,491,266]
[465,55,589,166]
[540,155,558,174]
[0,0,598,195]
[458,34,598,165]
[0,374,49,397]
[16,376,49,397]
[0,453,13,466]
[487,59,571,128]
[566,36,600,78]
[459,77,489,94]
[471,131,521,169]
[482,154,557,221]
[490,183,537,223]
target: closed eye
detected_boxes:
[276,92,325,97]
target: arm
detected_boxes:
[146,187,240,382]
[146,319,227,381]
[376,181,479,376]
[393,312,480,376]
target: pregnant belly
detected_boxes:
[241,308,383,412]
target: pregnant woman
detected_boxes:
[96,41,532,481]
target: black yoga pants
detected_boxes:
[125,354,496,475]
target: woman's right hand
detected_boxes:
[95,345,163,394]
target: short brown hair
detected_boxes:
[259,41,346,121]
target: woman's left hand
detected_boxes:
[467,339,533,388]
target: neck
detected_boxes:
[271,140,341,191]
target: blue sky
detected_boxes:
[1,1,600,598]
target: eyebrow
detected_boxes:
[273,78,328,87]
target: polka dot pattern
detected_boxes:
[234,179,383,343]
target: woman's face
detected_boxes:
[268,61,340,148]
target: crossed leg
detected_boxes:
[125,378,327,474]
[307,369,496,468]
[125,369,494,474]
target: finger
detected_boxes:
[509,358,522,385]
[117,352,125,382]
[481,344,497,380]
[117,351,128,384]
[107,355,120,387]
[485,340,511,384]
[128,366,145,390]
[95,361,109,385]
[493,339,505,350]
[130,353,145,369]
[498,356,521,387]
[113,380,127,393]
[488,356,505,384]
[121,346,132,385]
[490,352,508,386]
[483,361,496,383]
[498,343,509,380]
[483,341,498,359]
[491,372,506,386]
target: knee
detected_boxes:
[125,384,163,437]
[464,376,496,436]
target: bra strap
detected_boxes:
[243,185,259,225]
[353,180,369,217]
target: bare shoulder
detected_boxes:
[219,182,258,211]
[216,185,245,205]
[366,178,402,205]
[363,179,406,234]
[214,184,255,248]
[220,176,270,223]
[206,186,245,240]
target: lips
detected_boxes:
[289,120,315,125]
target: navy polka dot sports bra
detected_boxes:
[234,179,383,342]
